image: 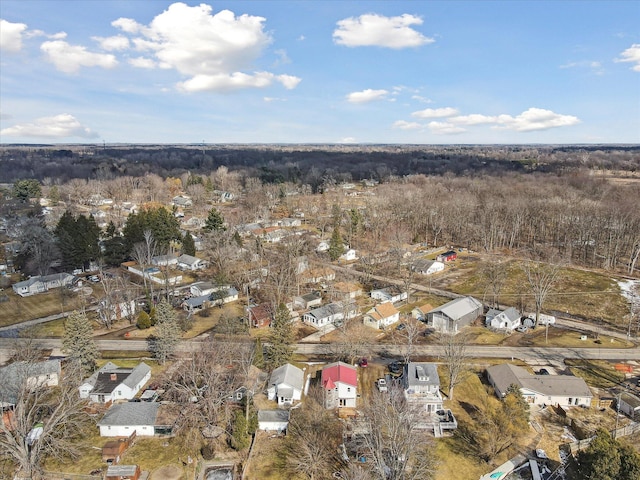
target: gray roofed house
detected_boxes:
[411,259,445,275]
[403,363,443,414]
[427,296,483,334]
[302,301,357,329]
[98,402,160,437]
[487,363,593,408]
[268,363,304,406]
[12,273,76,297]
[0,360,61,408]
[485,307,522,331]
[176,254,207,270]
[79,362,151,404]
[258,409,290,432]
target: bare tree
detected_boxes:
[480,259,509,308]
[437,331,470,400]
[521,259,562,344]
[396,318,422,365]
[0,355,89,479]
[347,387,437,480]
[97,272,136,329]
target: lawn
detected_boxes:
[0,288,87,327]
[565,359,626,389]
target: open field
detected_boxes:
[0,288,88,327]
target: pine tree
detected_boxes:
[203,207,226,232]
[182,232,196,256]
[231,410,250,450]
[253,337,265,369]
[150,299,181,364]
[136,311,152,329]
[62,310,99,374]
[265,304,294,370]
[328,225,345,261]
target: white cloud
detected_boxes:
[25,29,67,40]
[264,97,286,102]
[273,49,290,66]
[615,44,640,72]
[411,95,432,103]
[393,120,422,130]
[339,137,357,143]
[449,114,498,125]
[0,19,28,52]
[428,121,466,135]
[111,3,299,92]
[40,40,118,73]
[559,60,604,75]
[495,108,580,132]
[411,107,458,118]
[177,71,300,93]
[346,88,389,103]
[129,56,156,69]
[92,35,130,51]
[333,13,434,49]
[0,113,98,138]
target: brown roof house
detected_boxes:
[248,303,274,328]
[363,302,400,330]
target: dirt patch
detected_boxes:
[151,464,183,480]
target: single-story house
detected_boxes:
[105,465,141,480]
[172,195,192,207]
[176,254,207,270]
[303,302,356,329]
[339,249,358,263]
[331,282,363,301]
[79,362,151,404]
[183,287,238,312]
[189,281,216,297]
[618,392,640,420]
[412,303,434,322]
[411,259,445,276]
[486,363,593,408]
[267,363,304,406]
[248,303,274,328]
[403,363,443,414]
[363,302,400,330]
[280,218,302,228]
[301,267,336,284]
[12,273,76,297]
[485,307,522,331]
[436,250,457,262]
[151,254,178,267]
[98,402,162,437]
[258,410,290,433]
[316,241,329,253]
[426,296,483,334]
[0,360,61,408]
[293,292,323,310]
[370,285,407,304]
[322,362,357,409]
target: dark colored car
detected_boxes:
[389,362,402,375]
[538,368,550,375]
[396,323,406,331]
[359,358,368,367]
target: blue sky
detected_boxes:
[1,1,638,144]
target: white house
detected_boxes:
[527,313,556,326]
[485,307,522,331]
[486,363,593,408]
[189,281,217,297]
[403,363,443,414]
[258,410,290,433]
[339,249,358,263]
[0,360,61,408]
[267,363,304,406]
[79,362,151,403]
[363,302,400,330]
[411,259,445,276]
[182,287,238,312]
[293,292,323,310]
[322,362,357,409]
[176,254,207,270]
[370,285,407,304]
[151,254,178,267]
[303,302,344,329]
[98,402,160,437]
[618,392,640,420]
[316,241,329,253]
[12,273,76,297]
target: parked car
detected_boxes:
[388,362,402,375]
[376,378,388,392]
[396,323,406,331]
[359,358,368,368]
[515,325,528,333]
[535,449,548,459]
[538,368,550,375]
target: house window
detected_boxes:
[236,392,243,400]
[118,390,122,396]
[347,387,351,392]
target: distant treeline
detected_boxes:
[0,144,638,185]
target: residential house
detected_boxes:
[267,363,304,406]
[0,360,61,408]
[426,297,483,334]
[486,363,593,407]
[370,285,407,304]
[98,402,161,437]
[151,254,178,267]
[176,254,207,270]
[411,259,445,275]
[293,292,323,310]
[171,195,192,207]
[303,301,357,329]
[330,282,363,302]
[79,362,151,404]
[322,362,357,409]
[183,286,238,312]
[403,363,443,414]
[301,267,336,284]
[412,303,434,322]
[485,307,522,331]
[280,218,302,228]
[436,250,457,262]
[316,241,329,253]
[618,392,640,420]
[339,249,358,263]
[189,281,216,297]
[248,303,274,328]
[12,273,76,297]
[258,410,290,433]
[363,302,400,330]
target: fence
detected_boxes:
[563,421,640,455]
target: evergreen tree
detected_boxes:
[203,207,226,232]
[576,429,640,480]
[13,178,41,201]
[55,211,101,270]
[62,310,99,374]
[48,185,60,205]
[123,206,181,252]
[150,299,181,364]
[182,232,196,256]
[253,337,265,369]
[105,220,117,238]
[136,311,152,329]
[265,304,294,370]
[328,225,345,261]
[231,410,250,450]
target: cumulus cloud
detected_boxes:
[0,19,28,52]
[41,40,118,73]
[333,13,434,49]
[129,56,156,69]
[346,89,389,103]
[449,114,498,125]
[428,121,466,135]
[559,60,604,75]
[112,2,300,92]
[615,44,640,72]
[495,108,580,131]
[0,113,98,138]
[92,34,130,51]
[339,137,357,143]
[411,107,458,119]
[392,120,422,130]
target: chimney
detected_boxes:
[110,373,117,381]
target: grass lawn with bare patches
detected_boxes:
[0,289,86,327]
[243,431,286,480]
[565,359,626,389]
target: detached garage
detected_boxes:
[98,403,159,437]
[258,410,290,433]
[619,392,640,420]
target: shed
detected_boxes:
[105,464,141,480]
[619,392,640,420]
[258,410,290,433]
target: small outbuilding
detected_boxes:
[618,392,640,420]
[258,410,290,433]
[105,464,141,480]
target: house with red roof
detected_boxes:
[321,362,357,409]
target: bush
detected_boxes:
[136,311,151,329]
[201,442,215,460]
